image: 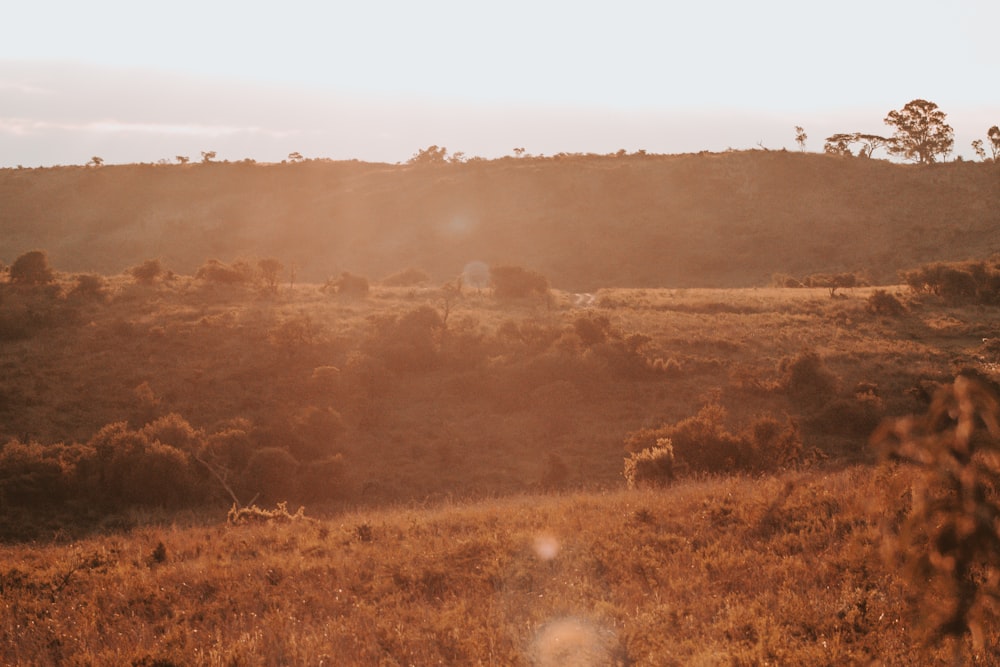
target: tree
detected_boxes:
[824,133,854,156]
[201,150,217,164]
[10,250,54,286]
[175,155,190,165]
[408,145,448,165]
[972,140,987,162]
[87,156,104,167]
[988,126,1000,161]
[287,151,304,162]
[794,126,807,151]
[884,99,954,164]
[824,132,892,159]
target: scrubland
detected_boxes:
[3,261,1000,663]
[4,151,1000,664]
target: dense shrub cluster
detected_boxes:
[902,259,1000,305]
[490,265,550,300]
[0,412,349,520]
[0,282,75,340]
[323,271,370,298]
[129,259,164,285]
[196,258,255,284]
[365,305,445,372]
[624,404,802,476]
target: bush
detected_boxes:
[68,274,108,301]
[0,440,76,506]
[782,350,841,409]
[866,289,906,316]
[140,413,204,454]
[289,406,345,461]
[129,259,163,285]
[298,454,348,502]
[241,447,299,504]
[381,267,430,287]
[323,271,370,298]
[85,422,200,508]
[874,374,1000,644]
[365,305,444,372]
[624,405,801,475]
[623,440,675,488]
[901,259,1000,305]
[9,250,54,286]
[196,258,254,285]
[491,265,549,300]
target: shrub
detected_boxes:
[573,315,612,347]
[323,271,369,298]
[740,415,802,470]
[241,447,299,504]
[85,422,200,508]
[874,374,1000,647]
[782,350,841,409]
[624,405,801,475]
[196,258,254,285]
[10,250,54,286]
[140,413,203,454]
[290,406,345,461]
[381,267,430,287]
[490,265,549,300]
[866,289,905,316]
[66,275,105,303]
[227,501,306,525]
[901,259,1000,305]
[129,259,163,285]
[624,439,675,488]
[0,440,75,506]
[201,421,257,471]
[366,305,444,372]
[298,454,348,502]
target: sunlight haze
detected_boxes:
[2,0,997,166]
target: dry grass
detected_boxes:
[4,265,1000,662]
[3,465,982,665]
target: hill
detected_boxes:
[2,151,999,290]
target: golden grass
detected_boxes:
[1,465,990,665]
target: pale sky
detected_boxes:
[1,0,998,166]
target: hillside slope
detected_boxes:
[2,151,998,289]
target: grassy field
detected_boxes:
[2,265,1000,662]
[0,464,970,666]
[4,151,1000,663]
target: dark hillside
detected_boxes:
[2,151,998,289]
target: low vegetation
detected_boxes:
[3,149,1000,662]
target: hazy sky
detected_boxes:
[2,0,998,166]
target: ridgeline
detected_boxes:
[2,150,998,289]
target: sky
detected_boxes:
[1,0,998,167]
